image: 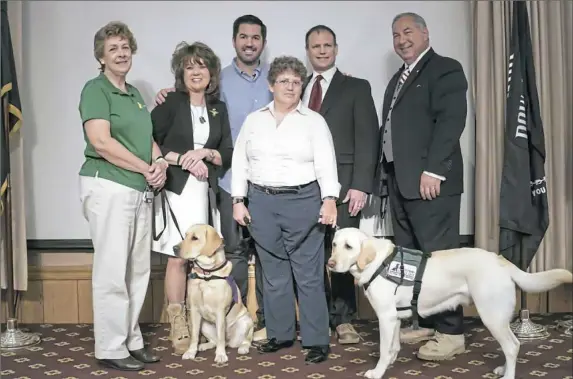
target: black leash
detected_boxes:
[152,189,184,242]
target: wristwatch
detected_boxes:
[232,197,244,205]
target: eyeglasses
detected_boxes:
[275,79,303,87]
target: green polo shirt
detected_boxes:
[78,73,152,192]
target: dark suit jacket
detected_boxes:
[151,91,233,195]
[304,70,379,201]
[374,49,468,200]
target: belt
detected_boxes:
[249,181,315,195]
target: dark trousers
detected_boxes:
[325,201,359,328]
[217,187,264,325]
[386,164,464,335]
[248,181,330,347]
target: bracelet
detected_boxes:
[322,196,337,202]
[154,155,164,162]
[176,154,182,166]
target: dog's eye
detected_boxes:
[344,243,352,250]
[191,236,198,241]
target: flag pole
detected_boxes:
[508,241,550,341]
[0,96,40,350]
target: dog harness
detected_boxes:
[188,260,240,315]
[362,246,432,329]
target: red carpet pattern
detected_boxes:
[1,314,572,379]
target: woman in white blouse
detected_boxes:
[150,41,233,355]
[231,56,340,365]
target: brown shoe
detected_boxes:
[166,303,190,355]
[336,323,360,344]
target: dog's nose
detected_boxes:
[327,259,336,268]
[173,245,180,255]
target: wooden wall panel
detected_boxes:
[1,265,571,324]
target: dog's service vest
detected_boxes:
[188,269,240,316]
[363,246,431,328]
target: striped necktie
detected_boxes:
[399,68,410,85]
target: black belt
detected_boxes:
[249,181,314,195]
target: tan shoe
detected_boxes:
[416,332,465,361]
[336,323,360,344]
[166,303,191,355]
[399,326,435,344]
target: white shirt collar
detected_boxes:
[405,45,431,71]
[311,65,337,84]
[262,100,310,116]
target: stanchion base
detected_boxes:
[556,319,572,336]
[1,318,41,350]
[509,309,550,342]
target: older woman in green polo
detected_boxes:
[78,21,166,372]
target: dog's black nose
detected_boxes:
[173,245,180,255]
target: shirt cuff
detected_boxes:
[231,181,248,198]
[424,171,446,181]
[319,181,341,200]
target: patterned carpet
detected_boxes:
[1,314,572,379]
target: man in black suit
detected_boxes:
[374,12,468,361]
[303,25,379,345]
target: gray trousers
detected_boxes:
[248,181,330,346]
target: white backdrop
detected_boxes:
[21,1,474,240]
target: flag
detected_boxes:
[499,2,549,269]
[1,0,23,215]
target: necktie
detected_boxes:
[308,75,323,112]
[399,68,410,85]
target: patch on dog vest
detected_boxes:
[381,247,425,286]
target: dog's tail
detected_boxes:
[501,256,573,293]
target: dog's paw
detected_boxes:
[214,350,228,364]
[364,369,383,379]
[182,348,197,360]
[198,342,216,352]
[237,344,250,355]
[493,365,506,376]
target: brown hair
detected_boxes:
[267,56,307,85]
[93,21,138,72]
[171,41,221,102]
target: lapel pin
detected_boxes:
[209,108,218,117]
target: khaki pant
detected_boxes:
[79,175,151,360]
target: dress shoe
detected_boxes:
[305,345,329,364]
[97,356,144,371]
[257,338,294,353]
[130,348,161,363]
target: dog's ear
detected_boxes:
[356,239,376,271]
[200,226,223,257]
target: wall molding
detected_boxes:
[27,235,476,251]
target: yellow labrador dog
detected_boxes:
[327,227,573,379]
[173,224,254,363]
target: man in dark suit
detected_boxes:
[303,25,379,345]
[374,12,468,361]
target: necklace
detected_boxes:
[191,104,206,124]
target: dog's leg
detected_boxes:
[473,285,520,379]
[213,311,228,364]
[198,322,217,352]
[388,319,401,365]
[182,307,202,360]
[365,313,398,379]
[236,316,254,355]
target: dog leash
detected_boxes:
[152,189,184,242]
